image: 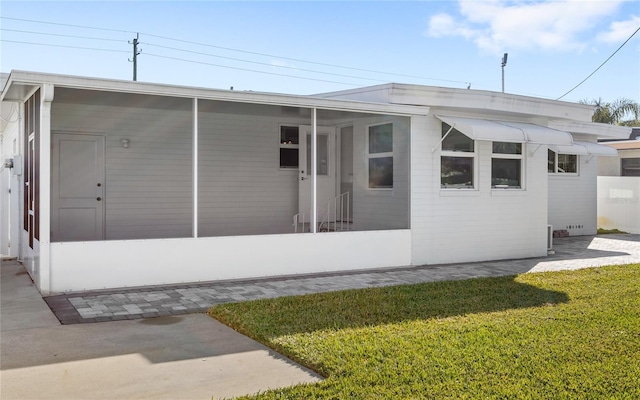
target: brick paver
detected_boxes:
[44,234,640,324]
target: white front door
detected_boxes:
[298,125,336,223]
[51,133,105,242]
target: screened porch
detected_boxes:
[49,88,411,243]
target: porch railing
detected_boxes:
[293,192,351,233]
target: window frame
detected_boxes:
[440,123,477,190]
[621,157,640,176]
[491,141,524,190]
[366,122,394,190]
[548,149,579,175]
[278,125,299,170]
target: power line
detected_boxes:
[1,39,129,53]
[143,31,469,85]
[0,28,124,42]
[144,53,360,87]
[1,37,365,86]
[2,16,470,86]
[556,25,640,100]
[142,41,390,84]
[0,16,135,35]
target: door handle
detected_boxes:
[97,197,102,201]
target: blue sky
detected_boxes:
[1,1,639,104]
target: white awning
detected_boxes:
[550,141,618,157]
[437,115,574,146]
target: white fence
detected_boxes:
[597,177,640,234]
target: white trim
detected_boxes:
[192,98,198,238]
[39,83,53,295]
[2,71,430,117]
[311,108,317,234]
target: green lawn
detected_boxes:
[209,265,640,399]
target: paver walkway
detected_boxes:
[45,234,640,324]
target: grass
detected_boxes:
[209,265,640,399]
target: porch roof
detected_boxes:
[436,115,574,146]
[0,70,430,117]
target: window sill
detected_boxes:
[548,173,580,177]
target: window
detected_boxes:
[279,126,299,169]
[548,149,578,174]
[548,149,555,173]
[492,142,523,188]
[441,123,475,188]
[621,158,640,176]
[368,123,393,188]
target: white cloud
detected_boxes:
[427,13,479,40]
[426,0,627,54]
[597,15,640,43]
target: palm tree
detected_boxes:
[580,98,640,126]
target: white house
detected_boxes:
[0,71,630,295]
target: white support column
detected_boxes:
[39,83,54,295]
[17,100,25,261]
[311,108,317,233]
[192,98,198,238]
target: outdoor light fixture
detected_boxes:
[501,53,508,93]
[121,138,130,148]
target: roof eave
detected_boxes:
[1,71,429,116]
[548,120,632,140]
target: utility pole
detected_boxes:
[129,33,142,81]
[501,53,508,93]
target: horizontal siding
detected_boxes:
[197,111,304,236]
[548,157,597,235]
[52,100,194,240]
[352,116,410,230]
[411,115,548,265]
